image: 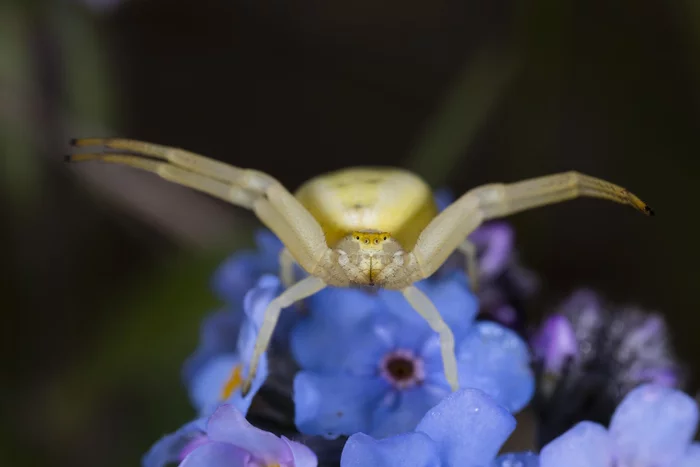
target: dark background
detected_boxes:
[2,1,699,466]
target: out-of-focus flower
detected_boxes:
[183,275,280,417]
[211,230,283,306]
[292,271,534,438]
[531,290,685,446]
[340,388,537,467]
[434,189,538,330]
[143,418,209,467]
[540,384,699,467]
[143,405,317,467]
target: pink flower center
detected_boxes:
[380,349,425,389]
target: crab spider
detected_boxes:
[66,138,653,395]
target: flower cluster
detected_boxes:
[531,289,685,446]
[142,219,693,467]
[292,270,533,438]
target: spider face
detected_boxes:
[331,231,415,287]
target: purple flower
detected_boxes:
[292,271,534,438]
[531,289,685,446]
[340,388,537,467]
[540,384,699,467]
[183,275,281,417]
[144,405,317,467]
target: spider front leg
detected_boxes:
[412,170,652,279]
[67,139,337,396]
[67,138,331,275]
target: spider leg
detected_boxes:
[279,248,297,289]
[402,285,458,391]
[412,171,652,279]
[457,239,479,291]
[242,275,327,396]
[67,139,330,275]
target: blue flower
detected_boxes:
[211,229,283,306]
[292,271,534,438]
[143,418,209,467]
[340,388,537,467]
[143,405,317,467]
[182,275,280,418]
[540,384,699,467]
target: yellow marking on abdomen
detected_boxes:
[294,168,438,249]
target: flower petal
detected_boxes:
[415,388,516,467]
[306,287,381,328]
[281,436,318,467]
[678,443,700,467]
[241,275,282,330]
[206,405,292,465]
[188,352,267,417]
[377,273,477,343]
[531,314,577,375]
[369,386,446,439]
[182,310,242,384]
[492,452,540,467]
[294,372,389,438]
[209,229,282,305]
[340,432,440,467]
[179,441,248,467]
[210,252,261,304]
[609,384,698,467]
[291,305,394,375]
[417,270,479,341]
[467,222,514,280]
[456,322,534,412]
[539,422,611,467]
[142,418,207,467]
[253,229,284,270]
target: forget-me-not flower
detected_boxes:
[340,388,537,467]
[292,270,534,438]
[143,405,317,467]
[540,384,699,467]
[211,230,284,306]
[182,275,281,418]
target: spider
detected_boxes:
[66,138,653,395]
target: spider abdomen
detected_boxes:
[294,167,438,250]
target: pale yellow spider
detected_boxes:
[66,138,653,395]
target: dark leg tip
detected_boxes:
[69,138,78,146]
[645,205,655,216]
[63,155,72,162]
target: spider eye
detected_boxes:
[374,239,379,244]
[364,239,369,244]
[383,236,387,241]
[355,236,360,240]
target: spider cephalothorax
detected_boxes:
[66,138,653,395]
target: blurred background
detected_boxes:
[2,0,700,466]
